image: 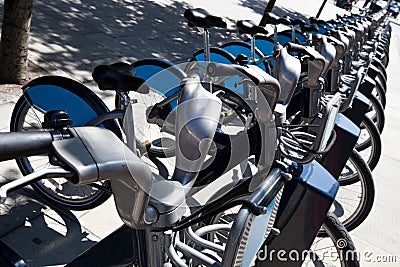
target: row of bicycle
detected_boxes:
[0,5,392,267]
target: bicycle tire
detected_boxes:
[10,78,120,210]
[377,61,387,81]
[375,68,387,94]
[315,213,360,267]
[374,59,387,81]
[367,93,385,134]
[334,150,375,232]
[372,77,386,109]
[355,116,382,171]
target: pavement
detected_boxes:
[0,0,399,266]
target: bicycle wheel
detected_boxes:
[10,91,114,210]
[374,70,387,94]
[375,60,387,82]
[371,79,386,109]
[366,94,385,133]
[355,116,382,171]
[330,150,375,232]
[305,213,359,267]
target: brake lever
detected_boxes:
[0,166,72,199]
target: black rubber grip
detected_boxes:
[0,131,53,161]
[206,62,239,77]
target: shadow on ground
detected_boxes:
[24,0,240,82]
[0,184,97,267]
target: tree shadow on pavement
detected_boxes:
[19,0,239,84]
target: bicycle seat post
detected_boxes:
[291,25,295,43]
[201,27,213,92]
[250,34,256,64]
[122,91,131,111]
[270,25,279,78]
[184,8,227,91]
[203,28,210,63]
[307,31,313,46]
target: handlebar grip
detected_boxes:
[0,131,53,161]
[206,62,239,77]
[285,43,316,60]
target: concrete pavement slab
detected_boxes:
[353,202,400,256]
[373,154,400,185]
[372,173,400,214]
[351,235,400,266]
[73,197,123,239]
[84,33,148,59]
[383,111,400,132]
[0,102,13,131]
[380,126,400,160]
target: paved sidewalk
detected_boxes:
[0,0,399,266]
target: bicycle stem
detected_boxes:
[291,25,295,42]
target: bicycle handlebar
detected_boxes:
[285,42,317,60]
[0,131,55,161]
